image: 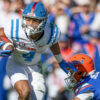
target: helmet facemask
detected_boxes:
[22,16,47,40]
[64,62,87,90]
[65,72,77,90]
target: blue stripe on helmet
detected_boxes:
[47,27,54,44]
[16,19,19,42]
[11,19,14,40]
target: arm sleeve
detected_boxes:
[76,92,94,100]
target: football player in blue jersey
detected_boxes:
[0,2,69,100]
[64,54,100,100]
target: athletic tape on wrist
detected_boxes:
[54,54,63,63]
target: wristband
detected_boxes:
[54,54,63,63]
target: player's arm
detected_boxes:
[0,28,6,37]
[50,42,68,74]
[0,28,12,57]
[0,28,11,42]
[72,97,80,100]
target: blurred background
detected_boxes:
[0,0,100,100]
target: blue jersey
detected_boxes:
[82,43,100,72]
[0,57,8,100]
[74,72,100,100]
[68,12,95,43]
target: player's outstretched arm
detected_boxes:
[72,97,80,100]
[50,42,69,74]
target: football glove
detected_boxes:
[0,41,11,57]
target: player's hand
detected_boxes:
[0,41,11,57]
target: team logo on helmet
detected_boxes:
[65,54,95,89]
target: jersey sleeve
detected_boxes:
[51,24,61,44]
[76,92,94,100]
[4,18,21,43]
[4,19,13,42]
[75,83,94,96]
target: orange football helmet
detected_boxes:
[65,53,95,89]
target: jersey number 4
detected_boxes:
[22,51,36,62]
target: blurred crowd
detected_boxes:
[0,0,100,100]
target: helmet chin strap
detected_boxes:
[34,30,44,42]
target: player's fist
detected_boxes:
[0,42,12,57]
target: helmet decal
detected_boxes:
[66,62,78,72]
[28,2,38,16]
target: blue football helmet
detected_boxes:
[22,2,47,38]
